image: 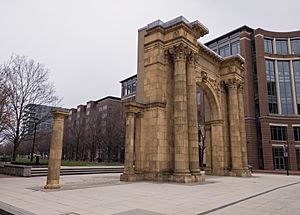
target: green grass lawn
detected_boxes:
[13,158,123,166]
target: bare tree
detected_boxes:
[86,111,103,161]
[0,78,9,143]
[102,108,125,162]
[1,55,59,161]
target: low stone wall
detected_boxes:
[2,164,32,177]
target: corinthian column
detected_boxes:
[187,53,201,174]
[45,110,69,189]
[237,83,249,170]
[226,79,243,173]
[173,44,190,175]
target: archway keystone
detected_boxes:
[121,16,251,183]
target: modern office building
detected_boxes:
[120,26,300,171]
[24,104,69,135]
[205,27,300,171]
[120,75,137,102]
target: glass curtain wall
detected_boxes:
[293,61,300,113]
[278,61,293,114]
[265,60,278,113]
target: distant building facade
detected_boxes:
[63,96,125,162]
[24,104,69,135]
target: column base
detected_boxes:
[44,184,60,189]
[169,173,205,183]
[120,172,205,183]
[230,168,251,177]
[120,173,139,182]
[205,168,228,176]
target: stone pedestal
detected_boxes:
[44,110,68,189]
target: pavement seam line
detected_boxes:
[196,180,300,215]
[0,201,37,215]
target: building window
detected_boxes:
[293,61,300,113]
[272,146,285,170]
[270,126,287,141]
[231,41,240,55]
[264,38,273,53]
[265,60,278,114]
[268,103,278,114]
[276,39,288,55]
[278,61,293,114]
[122,78,137,97]
[294,127,300,141]
[219,45,230,57]
[291,39,300,54]
[296,148,300,170]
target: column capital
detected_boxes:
[224,78,243,90]
[187,52,197,66]
[51,110,69,119]
[167,43,192,62]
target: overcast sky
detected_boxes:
[1,0,299,108]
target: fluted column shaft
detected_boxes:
[187,55,201,174]
[227,82,243,170]
[173,46,190,174]
[134,113,144,173]
[45,111,68,189]
[238,84,248,169]
[124,112,135,175]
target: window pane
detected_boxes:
[231,41,240,55]
[291,39,300,54]
[276,39,288,55]
[271,126,287,140]
[219,45,230,57]
[264,38,273,53]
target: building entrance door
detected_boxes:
[272,146,285,170]
[296,148,300,170]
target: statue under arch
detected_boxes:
[121,16,251,183]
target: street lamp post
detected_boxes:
[30,121,37,162]
[284,142,289,176]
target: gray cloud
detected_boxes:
[1,0,299,108]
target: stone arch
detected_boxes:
[120,16,251,183]
[195,79,221,121]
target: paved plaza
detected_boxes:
[0,173,299,215]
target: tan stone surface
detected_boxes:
[45,110,68,189]
[121,17,250,183]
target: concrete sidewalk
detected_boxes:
[0,173,299,215]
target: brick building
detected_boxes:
[205,27,300,171]
[121,26,300,171]
[63,96,125,162]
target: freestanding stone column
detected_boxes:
[173,44,190,176]
[227,80,243,175]
[187,54,201,175]
[44,110,68,189]
[120,112,137,181]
